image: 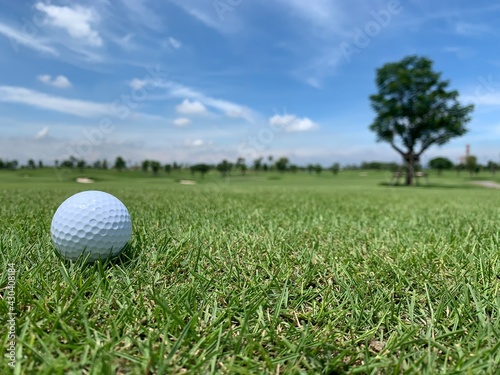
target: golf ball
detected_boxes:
[51,190,132,262]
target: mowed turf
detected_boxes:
[1,170,499,374]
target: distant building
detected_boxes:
[459,144,470,165]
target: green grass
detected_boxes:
[1,169,499,374]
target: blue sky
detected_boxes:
[1,0,500,167]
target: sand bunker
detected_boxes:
[180,180,197,185]
[76,177,95,184]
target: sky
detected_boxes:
[1,0,500,167]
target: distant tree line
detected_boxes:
[2,154,498,177]
[0,159,19,170]
[428,156,498,176]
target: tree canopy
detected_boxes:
[114,156,126,171]
[428,157,453,175]
[369,55,474,185]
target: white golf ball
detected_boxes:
[51,190,132,262]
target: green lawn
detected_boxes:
[1,169,499,374]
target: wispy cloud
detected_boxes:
[265,0,396,87]
[272,0,347,35]
[184,138,204,147]
[35,126,49,139]
[166,0,244,33]
[120,0,163,30]
[454,22,492,36]
[35,2,102,47]
[0,22,57,55]
[38,74,72,88]
[0,86,110,117]
[130,78,256,121]
[167,1,220,29]
[165,36,182,49]
[173,117,191,126]
[170,82,256,121]
[462,92,500,107]
[444,46,475,59]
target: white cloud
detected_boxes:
[35,2,103,47]
[130,78,147,90]
[184,138,204,147]
[462,92,500,107]
[176,99,207,114]
[0,86,110,117]
[226,108,246,118]
[38,74,72,89]
[173,117,191,126]
[166,0,245,33]
[167,36,182,49]
[273,0,345,34]
[172,82,254,120]
[35,126,49,139]
[136,79,255,121]
[120,0,163,30]
[0,22,57,55]
[454,22,492,36]
[444,46,475,59]
[167,1,223,30]
[268,0,400,87]
[269,114,318,132]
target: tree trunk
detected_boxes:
[404,152,417,186]
[405,163,413,185]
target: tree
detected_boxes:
[216,159,233,177]
[164,164,172,174]
[428,157,453,176]
[329,163,340,175]
[267,155,274,171]
[27,159,36,169]
[38,160,43,169]
[235,158,247,175]
[114,156,126,171]
[61,159,74,169]
[487,161,497,175]
[314,164,322,174]
[102,159,108,170]
[361,161,399,171]
[150,161,161,176]
[465,155,477,176]
[253,157,263,173]
[77,159,86,172]
[142,160,150,172]
[6,160,18,170]
[93,160,102,169]
[275,157,289,173]
[369,55,474,185]
[191,163,211,178]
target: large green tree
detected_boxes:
[369,55,474,185]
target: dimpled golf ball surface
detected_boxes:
[51,191,132,262]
